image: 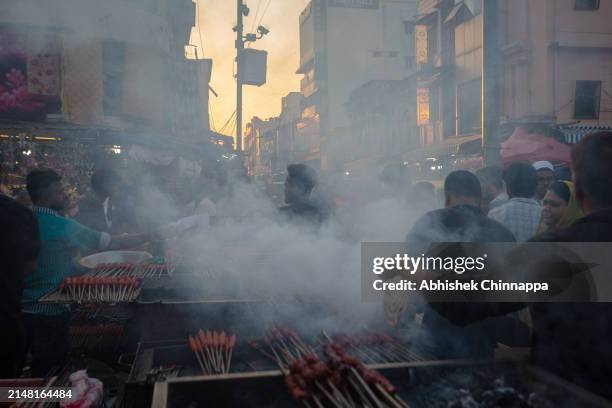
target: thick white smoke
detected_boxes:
[144,168,438,334]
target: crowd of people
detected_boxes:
[0,156,328,378]
[394,131,612,398]
[1,131,611,399]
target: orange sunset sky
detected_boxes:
[197,0,310,137]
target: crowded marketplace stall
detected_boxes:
[2,0,612,407]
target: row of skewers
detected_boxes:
[329,332,427,364]
[57,277,141,303]
[249,324,317,369]
[70,324,125,351]
[188,329,236,375]
[250,325,408,408]
[91,262,176,278]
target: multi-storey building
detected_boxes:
[409,0,484,178]
[0,0,212,154]
[410,0,612,175]
[278,92,304,171]
[297,0,419,173]
[345,78,418,174]
[244,116,279,181]
[162,0,211,142]
[496,0,612,148]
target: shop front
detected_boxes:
[403,134,483,181]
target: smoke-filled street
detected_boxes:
[1,0,612,407]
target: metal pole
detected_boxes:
[482,0,500,165]
[236,0,244,152]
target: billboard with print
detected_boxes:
[0,26,62,121]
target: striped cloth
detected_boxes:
[22,207,107,315]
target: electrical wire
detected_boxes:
[228,115,237,137]
[219,111,237,135]
[195,0,206,59]
[218,115,227,134]
[209,103,217,132]
[250,0,263,33]
[257,0,272,29]
[219,115,231,134]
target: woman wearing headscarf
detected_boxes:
[538,181,583,233]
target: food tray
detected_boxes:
[150,360,611,408]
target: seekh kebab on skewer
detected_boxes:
[284,344,408,408]
[188,329,236,375]
[58,276,141,303]
[250,325,409,408]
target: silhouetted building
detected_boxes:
[297,0,419,172]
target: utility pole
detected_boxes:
[236,0,245,153]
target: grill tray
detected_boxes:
[150,360,612,408]
[127,340,277,384]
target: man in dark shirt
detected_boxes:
[405,171,518,359]
[75,168,135,235]
[0,196,40,378]
[75,168,117,233]
[280,164,325,225]
[429,132,612,398]
[407,171,515,244]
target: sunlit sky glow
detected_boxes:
[197,0,310,137]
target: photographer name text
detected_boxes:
[372,279,549,293]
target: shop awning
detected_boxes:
[0,119,229,160]
[404,134,482,162]
[500,126,571,166]
[557,124,612,145]
[0,119,113,141]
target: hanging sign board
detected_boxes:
[242,49,267,87]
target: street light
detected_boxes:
[257,25,269,36]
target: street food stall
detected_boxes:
[24,233,611,408]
